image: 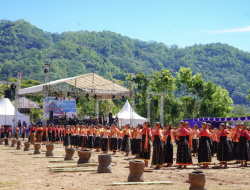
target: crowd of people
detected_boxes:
[1,121,250,169]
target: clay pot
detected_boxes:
[64,147,75,160]
[4,138,9,146]
[0,138,4,145]
[34,143,41,154]
[24,142,31,151]
[11,139,17,147]
[77,150,92,164]
[97,154,112,173]
[189,171,207,190]
[128,160,145,182]
[16,140,21,150]
[46,144,54,157]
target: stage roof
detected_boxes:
[18,73,130,100]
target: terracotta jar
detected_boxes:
[0,138,5,145]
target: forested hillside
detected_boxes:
[0,19,250,105]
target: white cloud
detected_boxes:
[208,26,250,33]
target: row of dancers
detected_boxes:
[2,121,250,169]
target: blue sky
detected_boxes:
[1,0,250,52]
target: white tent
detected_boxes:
[0,97,30,128]
[116,100,147,127]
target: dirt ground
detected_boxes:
[0,139,249,190]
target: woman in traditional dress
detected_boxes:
[0,125,5,138]
[55,125,60,143]
[117,126,123,152]
[15,125,19,139]
[122,124,131,156]
[51,124,56,143]
[151,122,164,169]
[87,125,95,150]
[81,125,88,149]
[48,124,52,143]
[110,124,120,154]
[36,125,43,143]
[132,125,142,158]
[70,126,76,148]
[163,124,174,167]
[42,125,47,144]
[232,124,240,162]
[74,125,80,148]
[176,121,193,169]
[94,125,102,152]
[29,125,36,144]
[7,126,12,140]
[198,122,212,168]
[207,123,214,157]
[63,125,71,147]
[217,123,234,168]
[185,122,192,149]
[210,128,218,157]
[191,124,199,156]
[131,128,136,155]
[237,123,250,167]
[101,125,110,153]
[139,121,152,167]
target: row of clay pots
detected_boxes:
[2,139,206,188]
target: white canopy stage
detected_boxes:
[18,73,130,100]
[0,97,30,129]
[18,67,131,124]
[13,97,41,109]
[116,100,147,127]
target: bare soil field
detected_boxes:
[0,140,249,190]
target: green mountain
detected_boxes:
[0,19,249,105]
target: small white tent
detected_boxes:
[116,100,147,127]
[0,97,30,129]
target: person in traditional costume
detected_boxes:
[42,125,47,144]
[131,128,136,155]
[70,126,75,148]
[122,124,131,156]
[7,126,12,140]
[163,123,174,167]
[60,125,65,143]
[15,125,19,139]
[191,124,199,156]
[139,121,152,167]
[48,124,53,143]
[176,121,193,169]
[22,125,26,140]
[0,125,5,138]
[74,124,80,148]
[217,123,234,168]
[117,126,123,152]
[63,125,71,147]
[55,125,59,143]
[81,125,88,149]
[210,128,218,157]
[132,125,142,158]
[207,123,214,157]
[237,123,250,167]
[185,122,192,149]
[29,125,36,144]
[226,125,234,155]
[101,125,110,153]
[198,122,212,168]
[151,122,164,169]
[110,124,121,154]
[232,124,240,162]
[87,125,95,150]
[94,125,102,152]
[51,124,56,143]
[35,125,43,143]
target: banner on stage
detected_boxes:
[43,97,77,119]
